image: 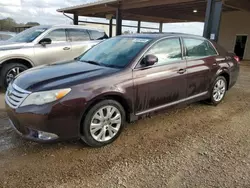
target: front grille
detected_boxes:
[5,84,31,109]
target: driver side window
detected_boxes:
[145,38,182,66]
[45,29,66,43]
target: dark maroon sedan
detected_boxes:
[5,33,240,147]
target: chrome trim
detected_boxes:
[207,40,219,56]
[12,84,31,94]
[5,84,30,109]
[136,91,208,116]
[131,35,219,70]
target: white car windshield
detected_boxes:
[8,26,48,43]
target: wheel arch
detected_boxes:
[218,72,230,90]
[215,68,230,90]
[1,58,34,69]
[79,92,133,134]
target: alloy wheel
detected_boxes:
[213,78,226,102]
[90,105,122,142]
[6,67,25,85]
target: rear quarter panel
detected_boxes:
[211,42,239,89]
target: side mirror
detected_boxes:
[39,38,52,46]
[141,54,158,67]
[74,56,79,61]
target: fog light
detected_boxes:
[38,131,59,141]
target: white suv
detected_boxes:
[0,25,108,88]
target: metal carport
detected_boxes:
[58,0,250,57]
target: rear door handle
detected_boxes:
[177,69,186,74]
[63,47,70,50]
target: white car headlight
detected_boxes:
[20,88,71,107]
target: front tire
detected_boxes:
[0,62,28,89]
[80,100,126,147]
[209,76,227,105]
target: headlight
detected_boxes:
[20,88,71,107]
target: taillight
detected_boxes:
[234,56,240,63]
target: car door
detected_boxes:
[34,29,72,66]
[67,28,94,58]
[183,37,219,97]
[133,37,187,114]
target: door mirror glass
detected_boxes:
[39,38,52,46]
[141,54,158,66]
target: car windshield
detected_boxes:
[8,26,48,43]
[80,37,152,68]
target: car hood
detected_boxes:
[13,60,120,92]
[0,41,27,50]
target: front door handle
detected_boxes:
[63,47,70,50]
[177,69,186,74]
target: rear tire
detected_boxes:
[208,76,227,106]
[0,62,28,90]
[80,100,126,147]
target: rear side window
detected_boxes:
[68,29,90,41]
[183,38,217,58]
[46,29,66,42]
[206,41,218,55]
[89,30,108,40]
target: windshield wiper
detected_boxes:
[80,60,121,69]
[80,60,101,66]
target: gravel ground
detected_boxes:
[1,63,250,188]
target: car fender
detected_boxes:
[0,55,35,67]
[70,89,132,131]
[210,67,230,91]
[87,89,133,113]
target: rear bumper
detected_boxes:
[5,102,82,143]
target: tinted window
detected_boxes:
[146,38,182,65]
[46,29,66,42]
[184,38,217,58]
[206,41,218,55]
[68,29,90,41]
[89,30,108,40]
[80,37,152,68]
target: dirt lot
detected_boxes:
[1,63,250,188]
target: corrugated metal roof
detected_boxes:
[57,0,119,12]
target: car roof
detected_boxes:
[119,32,205,40]
[35,25,105,32]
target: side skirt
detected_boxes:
[135,91,209,117]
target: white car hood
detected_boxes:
[0,41,28,51]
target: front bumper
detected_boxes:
[5,102,82,143]
[8,118,59,142]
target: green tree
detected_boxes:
[0,18,17,31]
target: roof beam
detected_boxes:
[76,6,115,15]
[122,13,185,22]
[224,0,250,12]
[57,0,118,12]
[126,9,203,22]
[120,0,199,10]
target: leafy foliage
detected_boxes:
[0,17,40,32]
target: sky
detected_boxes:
[0,0,204,35]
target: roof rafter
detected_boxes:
[224,0,250,12]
